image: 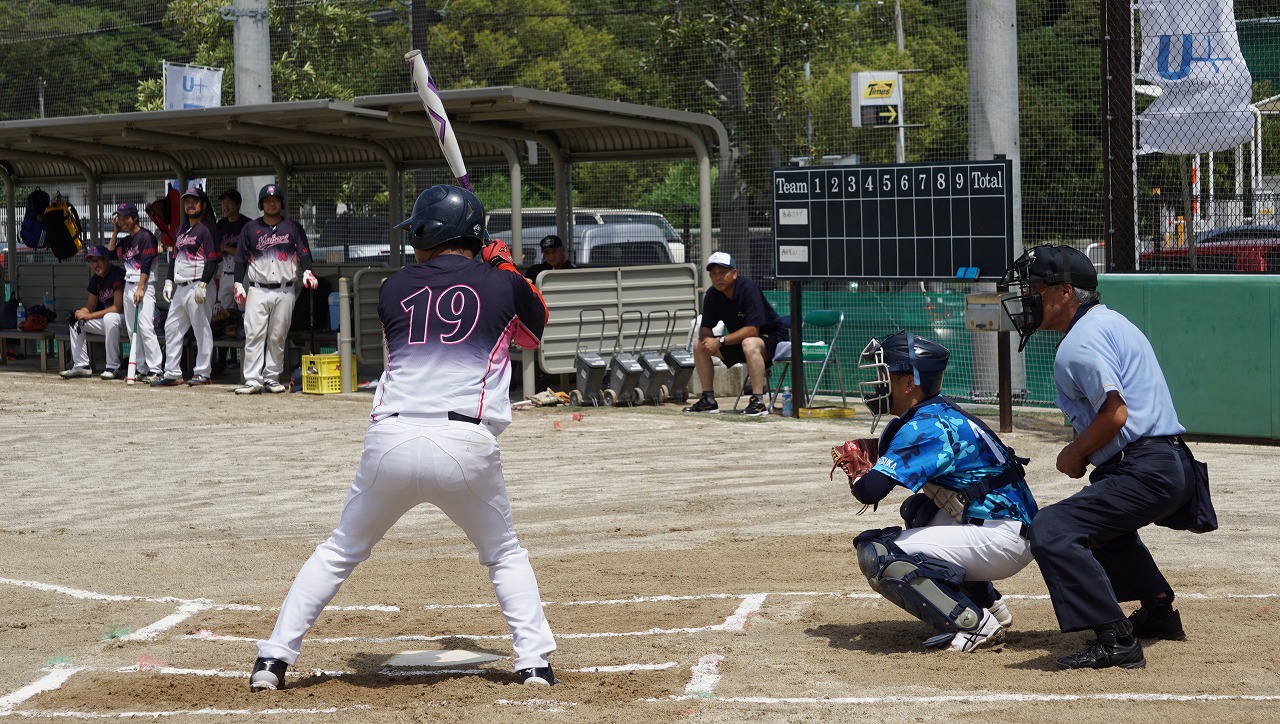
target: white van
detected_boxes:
[499,222,684,267]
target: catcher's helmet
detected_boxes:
[395,185,485,252]
[858,332,949,428]
[258,183,284,210]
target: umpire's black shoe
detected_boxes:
[1129,607,1186,641]
[249,657,289,691]
[518,665,556,686]
[1056,625,1146,670]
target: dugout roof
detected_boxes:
[0,87,727,266]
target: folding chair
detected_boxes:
[769,310,846,409]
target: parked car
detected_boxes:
[497,223,677,267]
[486,207,685,262]
[1139,224,1280,273]
[310,216,392,264]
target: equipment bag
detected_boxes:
[19,188,50,248]
[43,192,84,260]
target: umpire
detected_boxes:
[1001,245,1193,670]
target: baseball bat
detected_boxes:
[125,297,141,385]
[405,49,470,190]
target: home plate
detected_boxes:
[385,649,505,667]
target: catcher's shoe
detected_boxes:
[60,366,92,379]
[988,598,1013,628]
[940,610,1005,652]
[518,665,556,686]
[682,394,719,413]
[1128,607,1185,641]
[264,381,288,394]
[249,657,289,691]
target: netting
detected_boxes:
[1,0,1277,404]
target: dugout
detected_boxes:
[0,88,728,385]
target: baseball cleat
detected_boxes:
[264,381,288,394]
[1128,607,1186,641]
[925,610,1005,653]
[517,665,556,686]
[136,373,160,384]
[60,367,92,379]
[151,376,184,387]
[249,657,289,691]
[187,375,212,386]
[234,384,263,395]
[100,368,120,380]
[988,598,1013,628]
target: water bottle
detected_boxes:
[15,304,25,329]
[42,290,53,313]
[781,388,793,416]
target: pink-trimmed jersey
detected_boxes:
[115,228,158,283]
[173,220,221,282]
[370,254,546,434]
[236,218,313,285]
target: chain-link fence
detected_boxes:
[2,1,1277,404]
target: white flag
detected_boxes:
[1136,0,1253,154]
[163,61,224,111]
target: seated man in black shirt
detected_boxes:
[684,252,788,416]
[523,234,576,283]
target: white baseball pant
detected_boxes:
[215,265,236,313]
[241,285,296,387]
[257,415,557,671]
[161,281,215,380]
[69,313,123,371]
[124,280,162,376]
[894,508,1033,581]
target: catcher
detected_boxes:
[833,332,1039,652]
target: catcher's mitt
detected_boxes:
[830,438,878,484]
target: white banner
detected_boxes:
[163,61,224,110]
[1136,0,1253,154]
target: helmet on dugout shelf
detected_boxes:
[395,185,485,253]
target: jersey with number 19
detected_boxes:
[370,254,546,433]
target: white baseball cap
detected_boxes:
[706,251,735,270]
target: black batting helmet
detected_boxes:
[395,185,485,252]
[258,183,284,210]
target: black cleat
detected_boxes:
[1056,635,1146,670]
[1129,607,1186,641]
[249,657,289,691]
[682,394,719,414]
[518,665,556,686]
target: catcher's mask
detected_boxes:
[1000,245,1097,351]
[858,332,949,432]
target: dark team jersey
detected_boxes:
[216,216,249,269]
[236,218,313,285]
[172,219,221,282]
[87,266,126,312]
[370,254,547,433]
[700,276,787,340]
[523,261,576,282]
[114,228,157,281]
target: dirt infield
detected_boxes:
[2,371,1278,722]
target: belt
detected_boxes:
[222,269,235,275]
[250,281,293,289]
[968,518,1031,540]
[391,411,482,425]
[1125,435,1182,451]
[176,280,193,287]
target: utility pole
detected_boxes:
[225,0,274,203]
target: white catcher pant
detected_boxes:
[895,509,1033,582]
[123,280,162,375]
[69,312,123,370]
[257,415,557,671]
[161,281,214,379]
[242,285,296,387]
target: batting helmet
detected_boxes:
[258,183,284,210]
[395,185,486,252]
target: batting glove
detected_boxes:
[194,281,207,304]
[233,283,247,307]
[162,280,174,303]
[481,241,516,270]
[302,270,319,289]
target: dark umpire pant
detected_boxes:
[1029,438,1193,632]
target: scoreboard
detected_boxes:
[772,159,1015,281]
